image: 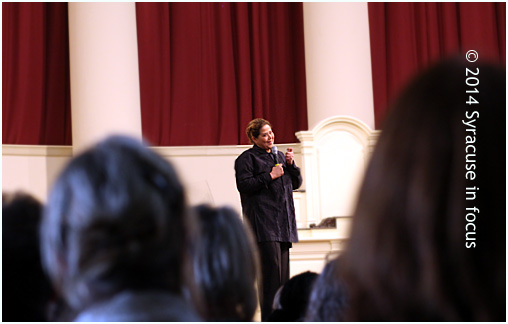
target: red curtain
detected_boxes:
[369,2,506,129]
[2,2,72,145]
[136,3,308,146]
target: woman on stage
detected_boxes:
[234,118,302,321]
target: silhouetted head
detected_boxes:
[3,192,54,321]
[341,58,505,321]
[267,271,318,321]
[305,258,348,322]
[40,135,196,311]
[192,204,260,321]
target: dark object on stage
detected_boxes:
[309,217,337,229]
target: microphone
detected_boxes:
[271,145,280,165]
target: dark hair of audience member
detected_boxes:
[340,58,505,321]
[192,204,260,321]
[3,192,54,321]
[40,135,201,320]
[304,257,348,322]
[266,271,318,321]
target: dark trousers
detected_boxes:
[257,241,291,321]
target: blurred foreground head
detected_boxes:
[305,258,348,322]
[267,271,318,322]
[341,58,505,321]
[193,204,260,321]
[40,135,196,312]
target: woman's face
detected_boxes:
[252,124,275,152]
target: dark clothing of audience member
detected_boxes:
[266,271,318,322]
[2,192,54,322]
[74,290,200,321]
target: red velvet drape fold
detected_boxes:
[135,3,308,146]
[3,3,307,146]
[2,3,72,145]
[369,2,506,129]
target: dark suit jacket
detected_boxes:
[235,144,302,243]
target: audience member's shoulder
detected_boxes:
[74,290,202,322]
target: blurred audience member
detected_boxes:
[3,192,54,321]
[40,135,201,321]
[193,204,260,321]
[340,59,505,321]
[304,258,348,322]
[266,271,318,321]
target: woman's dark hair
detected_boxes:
[246,118,271,144]
[305,258,348,322]
[3,192,54,321]
[340,58,505,321]
[192,204,260,321]
[40,135,197,311]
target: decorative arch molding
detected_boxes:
[296,115,379,153]
[295,115,380,228]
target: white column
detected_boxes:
[303,2,375,130]
[295,131,319,227]
[68,3,142,154]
